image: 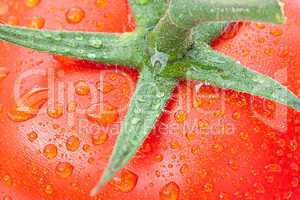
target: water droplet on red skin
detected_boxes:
[159,182,180,200]
[86,103,119,126]
[111,169,138,193]
[55,162,74,178]
[7,88,48,122]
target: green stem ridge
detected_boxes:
[90,68,177,196]
[0,25,145,67]
[0,0,297,197]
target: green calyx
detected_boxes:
[0,0,297,197]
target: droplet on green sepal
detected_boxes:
[136,0,150,5]
[156,91,165,98]
[87,53,97,59]
[89,38,103,48]
[53,34,62,41]
[75,35,84,41]
[150,50,169,68]
[131,117,140,124]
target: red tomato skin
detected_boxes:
[0,0,299,200]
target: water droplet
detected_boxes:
[31,166,38,175]
[140,142,152,154]
[254,183,265,194]
[96,81,114,94]
[152,103,161,110]
[264,48,274,56]
[290,162,299,171]
[213,143,224,153]
[42,32,52,38]
[255,23,266,29]
[2,175,12,187]
[156,92,165,98]
[203,183,214,193]
[7,88,48,122]
[112,169,138,193]
[155,170,161,177]
[27,131,38,142]
[198,169,208,179]
[44,184,54,194]
[66,7,85,24]
[198,119,209,130]
[89,38,103,48]
[67,102,77,113]
[154,154,163,162]
[28,16,45,29]
[265,163,282,173]
[25,0,40,8]
[218,192,230,200]
[0,67,9,81]
[180,164,189,175]
[136,0,149,5]
[151,51,169,68]
[82,144,92,152]
[2,195,13,200]
[170,140,180,149]
[159,182,180,200]
[75,80,90,96]
[291,177,299,188]
[91,132,108,145]
[87,53,97,60]
[191,146,200,154]
[283,191,293,199]
[86,103,119,126]
[289,139,298,152]
[239,132,249,141]
[270,27,283,37]
[52,34,63,41]
[131,117,140,125]
[277,138,286,148]
[265,175,274,183]
[43,144,58,160]
[232,111,241,120]
[71,182,80,190]
[228,159,239,171]
[185,132,196,141]
[75,35,84,41]
[66,136,80,152]
[96,0,108,8]
[47,103,63,119]
[87,157,95,165]
[55,162,74,178]
[174,110,186,123]
[133,107,142,114]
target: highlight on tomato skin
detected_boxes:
[0,0,300,200]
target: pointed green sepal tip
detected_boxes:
[0,24,144,68]
[89,68,177,196]
[90,172,111,197]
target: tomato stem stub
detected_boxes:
[0,0,298,197]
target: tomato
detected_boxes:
[0,0,300,199]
